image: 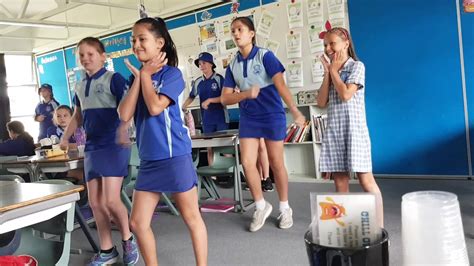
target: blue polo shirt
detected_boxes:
[223,46,285,120]
[133,65,191,161]
[35,99,60,140]
[189,73,228,126]
[73,68,127,151]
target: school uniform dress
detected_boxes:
[133,65,197,193]
[319,57,372,173]
[189,73,229,133]
[47,126,86,144]
[0,138,35,156]
[74,68,131,181]
[35,99,60,140]
[223,46,286,140]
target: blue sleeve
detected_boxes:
[263,50,285,78]
[34,103,41,116]
[73,94,81,108]
[217,73,225,93]
[189,79,197,98]
[159,68,185,106]
[110,72,128,105]
[223,67,236,88]
[46,126,57,137]
[0,140,18,156]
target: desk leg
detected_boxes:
[75,203,99,253]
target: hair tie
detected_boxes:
[318,20,332,39]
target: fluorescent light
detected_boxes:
[0,20,65,29]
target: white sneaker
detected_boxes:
[278,208,293,229]
[249,201,272,232]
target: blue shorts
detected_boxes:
[84,145,131,182]
[135,153,198,193]
[202,123,229,134]
[239,113,286,141]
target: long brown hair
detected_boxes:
[326,27,358,61]
[6,121,34,146]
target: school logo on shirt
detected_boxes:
[46,106,52,112]
[253,64,262,75]
[152,80,163,93]
[95,84,104,94]
[211,82,218,91]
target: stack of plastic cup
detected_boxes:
[402,191,469,266]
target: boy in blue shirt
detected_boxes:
[34,83,59,141]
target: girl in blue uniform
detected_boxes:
[60,37,138,265]
[0,121,35,157]
[317,27,383,227]
[182,52,228,166]
[221,17,305,232]
[34,83,59,141]
[47,105,86,147]
[118,17,207,265]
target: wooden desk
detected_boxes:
[191,130,254,212]
[0,182,83,234]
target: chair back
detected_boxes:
[211,146,236,169]
[0,175,25,183]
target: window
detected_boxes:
[5,54,39,140]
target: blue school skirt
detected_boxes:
[84,145,131,182]
[239,113,286,141]
[135,153,197,193]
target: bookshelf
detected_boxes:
[284,104,326,181]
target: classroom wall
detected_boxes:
[348,0,472,177]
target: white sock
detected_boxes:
[279,201,290,212]
[255,198,266,210]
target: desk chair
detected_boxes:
[13,179,76,266]
[196,146,237,201]
[122,144,180,216]
[0,174,25,183]
[0,175,24,255]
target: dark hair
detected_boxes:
[55,105,73,116]
[134,17,178,67]
[231,17,256,45]
[6,121,34,146]
[77,37,105,54]
[326,27,358,61]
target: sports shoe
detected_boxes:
[261,178,274,192]
[122,234,140,265]
[88,247,119,266]
[278,208,293,229]
[249,201,272,232]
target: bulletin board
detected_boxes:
[35,50,71,106]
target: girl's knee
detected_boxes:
[105,198,123,211]
[130,217,149,234]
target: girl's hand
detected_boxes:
[59,138,69,151]
[289,106,306,128]
[330,51,345,72]
[36,115,45,122]
[124,58,140,77]
[201,99,211,110]
[320,54,330,73]
[141,52,168,76]
[116,122,132,146]
[246,86,260,99]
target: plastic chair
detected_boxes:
[122,144,180,216]
[13,179,76,266]
[0,175,24,255]
[0,174,25,183]
[196,146,237,201]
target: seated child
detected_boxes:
[0,121,35,156]
[47,105,86,149]
[47,105,85,182]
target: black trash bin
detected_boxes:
[304,229,389,266]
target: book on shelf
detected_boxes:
[284,121,312,143]
[312,114,327,142]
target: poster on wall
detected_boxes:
[220,37,238,53]
[287,2,303,29]
[307,0,323,24]
[264,39,280,54]
[308,25,324,54]
[101,31,140,79]
[257,10,276,38]
[199,22,217,43]
[312,57,325,83]
[286,32,302,58]
[218,19,232,38]
[286,61,303,88]
[327,0,345,20]
[201,42,219,55]
[36,50,71,106]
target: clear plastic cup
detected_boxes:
[402,191,469,266]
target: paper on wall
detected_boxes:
[286,61,303,88]
[312,58,325,83]
[307,0,324,25]
[257,10,276,38]
[263,39,280,54]
[308,25,324,54]
[286,32,302,59]
[327,0,345,20]
[287,2,303,29]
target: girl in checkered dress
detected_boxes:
[317,27,384,227]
